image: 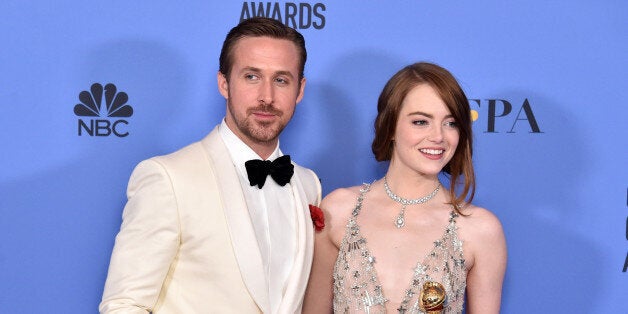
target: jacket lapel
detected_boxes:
[277,168,315,313]
[201,127,270,313]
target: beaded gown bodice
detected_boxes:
[332,184,467,313]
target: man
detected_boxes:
[100,17,321,313]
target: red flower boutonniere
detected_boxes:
[309,204,325,231]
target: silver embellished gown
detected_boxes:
[332,184,467,313]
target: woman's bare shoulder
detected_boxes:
[322,185,366,206]
[458,204,507,279]
[319,185,367,237]
[458,204,505,240]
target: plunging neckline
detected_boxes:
[332,182,467,313]
[352,210,455,311]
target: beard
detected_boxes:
[227,100,288,144]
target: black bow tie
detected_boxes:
[244,155,294,189]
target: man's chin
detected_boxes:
[247,128,281,144]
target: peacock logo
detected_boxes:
[74,83,133,117]
[74,83,133,137]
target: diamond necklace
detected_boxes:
[383,176,441,228]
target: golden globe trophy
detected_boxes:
[419,281,446,313]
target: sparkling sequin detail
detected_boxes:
[333,183,467,313]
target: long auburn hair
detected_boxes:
[371,62,475,213]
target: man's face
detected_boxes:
[218,36,306,153]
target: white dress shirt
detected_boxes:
[219,120,297,313]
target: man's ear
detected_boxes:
[217,72,229,99]
[296,77,306,104]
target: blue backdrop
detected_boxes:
[1,1,626,313]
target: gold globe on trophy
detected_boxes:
[418,281,446,313]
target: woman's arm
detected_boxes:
[302,222,337,313]
[465,208,507,314]
[302,188,357,313]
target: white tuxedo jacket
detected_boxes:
[100,127,322,313]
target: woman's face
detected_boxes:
[391,83,460,177]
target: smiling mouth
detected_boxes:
[419,148,444,155]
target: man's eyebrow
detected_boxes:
[241,66,295,79]
[241,66,261,73]
[274,70,295,79]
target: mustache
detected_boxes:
[248,103,282,116]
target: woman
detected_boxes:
[303,62,506,313]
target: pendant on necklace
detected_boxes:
[384,177,441,229]
[395,214,405,228]
[395,205,406,228]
